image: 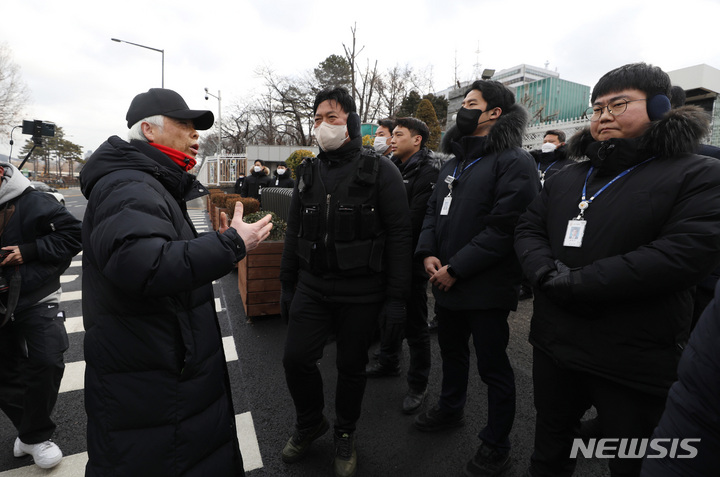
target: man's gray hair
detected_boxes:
[127,115,164,142]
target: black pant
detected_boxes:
[376,278,431,392]
[0,302,67,443]
[530,348,668,477]
[283,288,381,434]
[436,306,516,452]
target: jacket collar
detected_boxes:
[568,105,711,174]
[451,103,530,160]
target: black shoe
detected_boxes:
[365,361,401,377]
[334,431,357,477]
[462,443,511,477]
[402,388,427,414]
[281,416,330,463]
[414,405,464,432]
[518,287,533,301]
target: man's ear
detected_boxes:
[141,121,155,141]
[490,107,502,119]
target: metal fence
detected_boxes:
[261,187,293,222]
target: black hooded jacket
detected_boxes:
[515,106,720,396]
[271,170,295,188]
[280,137,412,303]
[79,136,246,476]
[416,104,540,311]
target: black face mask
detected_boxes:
[455,107,484,136]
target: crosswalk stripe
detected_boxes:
[66,261,80,269]
[61,290,82,302]
[59,361,85,393]
[223,336,238,362]
[64,316,84,334]
[0,411,263,475]
[60,275,78,284]
[237,412,263,471]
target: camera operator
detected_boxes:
[0,162,82,469]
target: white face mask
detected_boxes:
[373,136,390,154]
[277,168,286,175]
[254,165,263,173]
[314,121,348,152]
[541,143,557,153]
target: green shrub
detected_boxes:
[286,149,316,179]
[243,210,287,241]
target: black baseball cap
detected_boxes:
[126,88,214,130]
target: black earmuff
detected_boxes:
[347,112,361,140]
[647,94,671,121]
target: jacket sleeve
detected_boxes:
[279,184,301,286]
[571,173,720,300]
[409,166,438,245]
[514,185,557,285]
[415,164,446,260]
[378,158,412,300]
[450,151,540,278]
[15,192,82,293]
[88,178,245,297]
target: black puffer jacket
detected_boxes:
[280,137,411,303]
[271,171,295,188]
[0,165,81,313]
[393,149,441,280]
[641,279,720,477]
[416,105,540,310]
[515,106,720,396]
[80,136,246,477]
[241,169,271,200]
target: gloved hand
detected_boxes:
[280,282,295,323]
[539,260,578,305]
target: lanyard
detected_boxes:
[449,157,482,191]
[538,160,558,179]
[576,156,655,219]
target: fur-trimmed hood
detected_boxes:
[441,103,530,156]
[568,105,711,162]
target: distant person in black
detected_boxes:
[233,173,245,194]
[241,159,272,201]
[272,163,294,188]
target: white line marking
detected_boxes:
[60,275,78,284]
[64,316,84,334]
[215,298,223,311]
[223,336,238,362]
[59,361,85,393]
[237,412,263,471]
[61,290,82,302]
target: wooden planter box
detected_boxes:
[238,241,283,317]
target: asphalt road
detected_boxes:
[0,190,610,477]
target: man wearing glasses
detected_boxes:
[515,63,720,476]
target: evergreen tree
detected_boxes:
[414,99,442,151]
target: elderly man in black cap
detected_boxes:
[80,88,273,477]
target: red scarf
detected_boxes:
[149,143,197,171]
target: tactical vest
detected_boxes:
[296,152,385,274]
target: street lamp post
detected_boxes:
[111,38,165,87]
[204,88,222,184]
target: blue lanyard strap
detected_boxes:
[452,156,483,181]
[577,156,656,218]
[538,160,559,177]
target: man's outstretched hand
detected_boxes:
[220,201,273,252]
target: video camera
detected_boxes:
[22,119,55,146]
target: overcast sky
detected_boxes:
[2,0,719,158]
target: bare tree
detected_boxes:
[342,22,365,106]
[0,43,30,137]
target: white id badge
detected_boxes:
[564,220,586,247]
[441,196,452,215]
